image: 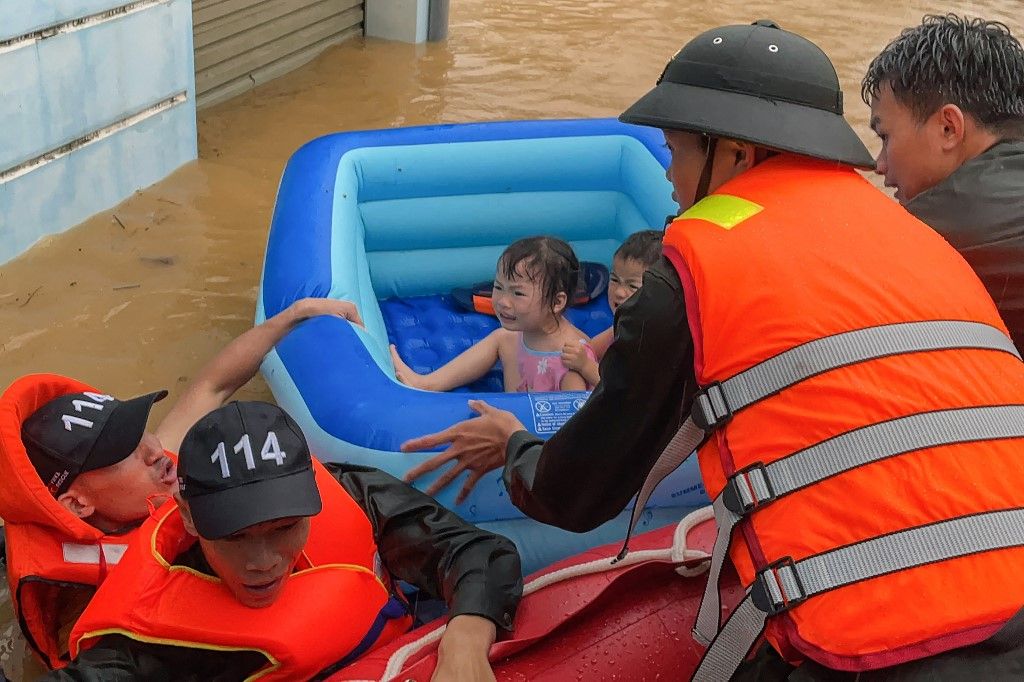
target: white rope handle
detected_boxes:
[369,506,715,682]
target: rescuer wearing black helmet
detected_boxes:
[620,19,874,208]
[403,22,1024,680]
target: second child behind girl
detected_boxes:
[391,236,596,392]
[561,230,664,386]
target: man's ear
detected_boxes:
[176,496,200,537]
[936,103,967,150]
[552,291,568,316]
[56,489,95,520]
[725,140,758,172]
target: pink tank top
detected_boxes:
[516,335,597,392]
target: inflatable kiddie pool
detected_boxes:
[257,119,708,572]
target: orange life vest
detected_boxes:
[0,374,165,669]
[655,155,1024,673]
[70,459,414,681]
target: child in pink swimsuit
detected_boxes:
[391,236,594,393]
[517,335,597,392]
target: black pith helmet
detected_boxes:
[620,20,875,169]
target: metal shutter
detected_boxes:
[193,0,363,109]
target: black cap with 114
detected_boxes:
[177,401,323,540]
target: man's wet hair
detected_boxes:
[499,236,580,312]
[614,230,663,267]
[862,14,1024,139]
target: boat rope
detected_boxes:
[363,505,715,682]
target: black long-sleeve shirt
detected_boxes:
[503,256,698,532]
[41,464,522,682]
[906,140,1024,351]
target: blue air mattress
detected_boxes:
[257,119,709,573]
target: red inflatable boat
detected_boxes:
[331,507,744,681]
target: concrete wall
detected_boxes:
[365,0,449,43]
[0,0,198,265]
[365,0,428,43]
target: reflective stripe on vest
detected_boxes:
[693,508,1024,681]
[630,156,1024,677]
[619,324,1024,678]
[619,320,1021,552]
[694,406,1024,646]
[61,543,129,566]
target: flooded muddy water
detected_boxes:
[1,0,1019,677]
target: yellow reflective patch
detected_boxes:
[680,194,763,230]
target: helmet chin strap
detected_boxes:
[693,136,718,206]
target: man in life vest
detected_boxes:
[0,297,362,669]
[402,20,1024,680]
[864,14,1024,349]
[42,401,521,681]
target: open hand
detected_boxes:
[402,400,526,503]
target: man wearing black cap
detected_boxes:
[20,388,177,533]
[47,401,520,681]
[0,296,362,669]
[401,19,1024,682]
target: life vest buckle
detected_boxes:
[750,556,806,616]
[691,381,733,430]
[721,462,775,515]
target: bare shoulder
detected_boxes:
[561,321,590,343]
[590,326,614,355]
[493,328,519,358]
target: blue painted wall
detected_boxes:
[0,0,198,264]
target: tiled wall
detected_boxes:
[0,0,198,264]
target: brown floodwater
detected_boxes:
[1,0,1020,677]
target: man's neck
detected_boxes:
[88,515,144,536]
[958,127,1003,167]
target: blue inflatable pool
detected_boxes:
[257,119,709,572]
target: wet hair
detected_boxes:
[862,14,1024,139]
[498,236,580,312]
[614,230,663,267]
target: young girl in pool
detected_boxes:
[390,236,596,392]
[560,229,664,386]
